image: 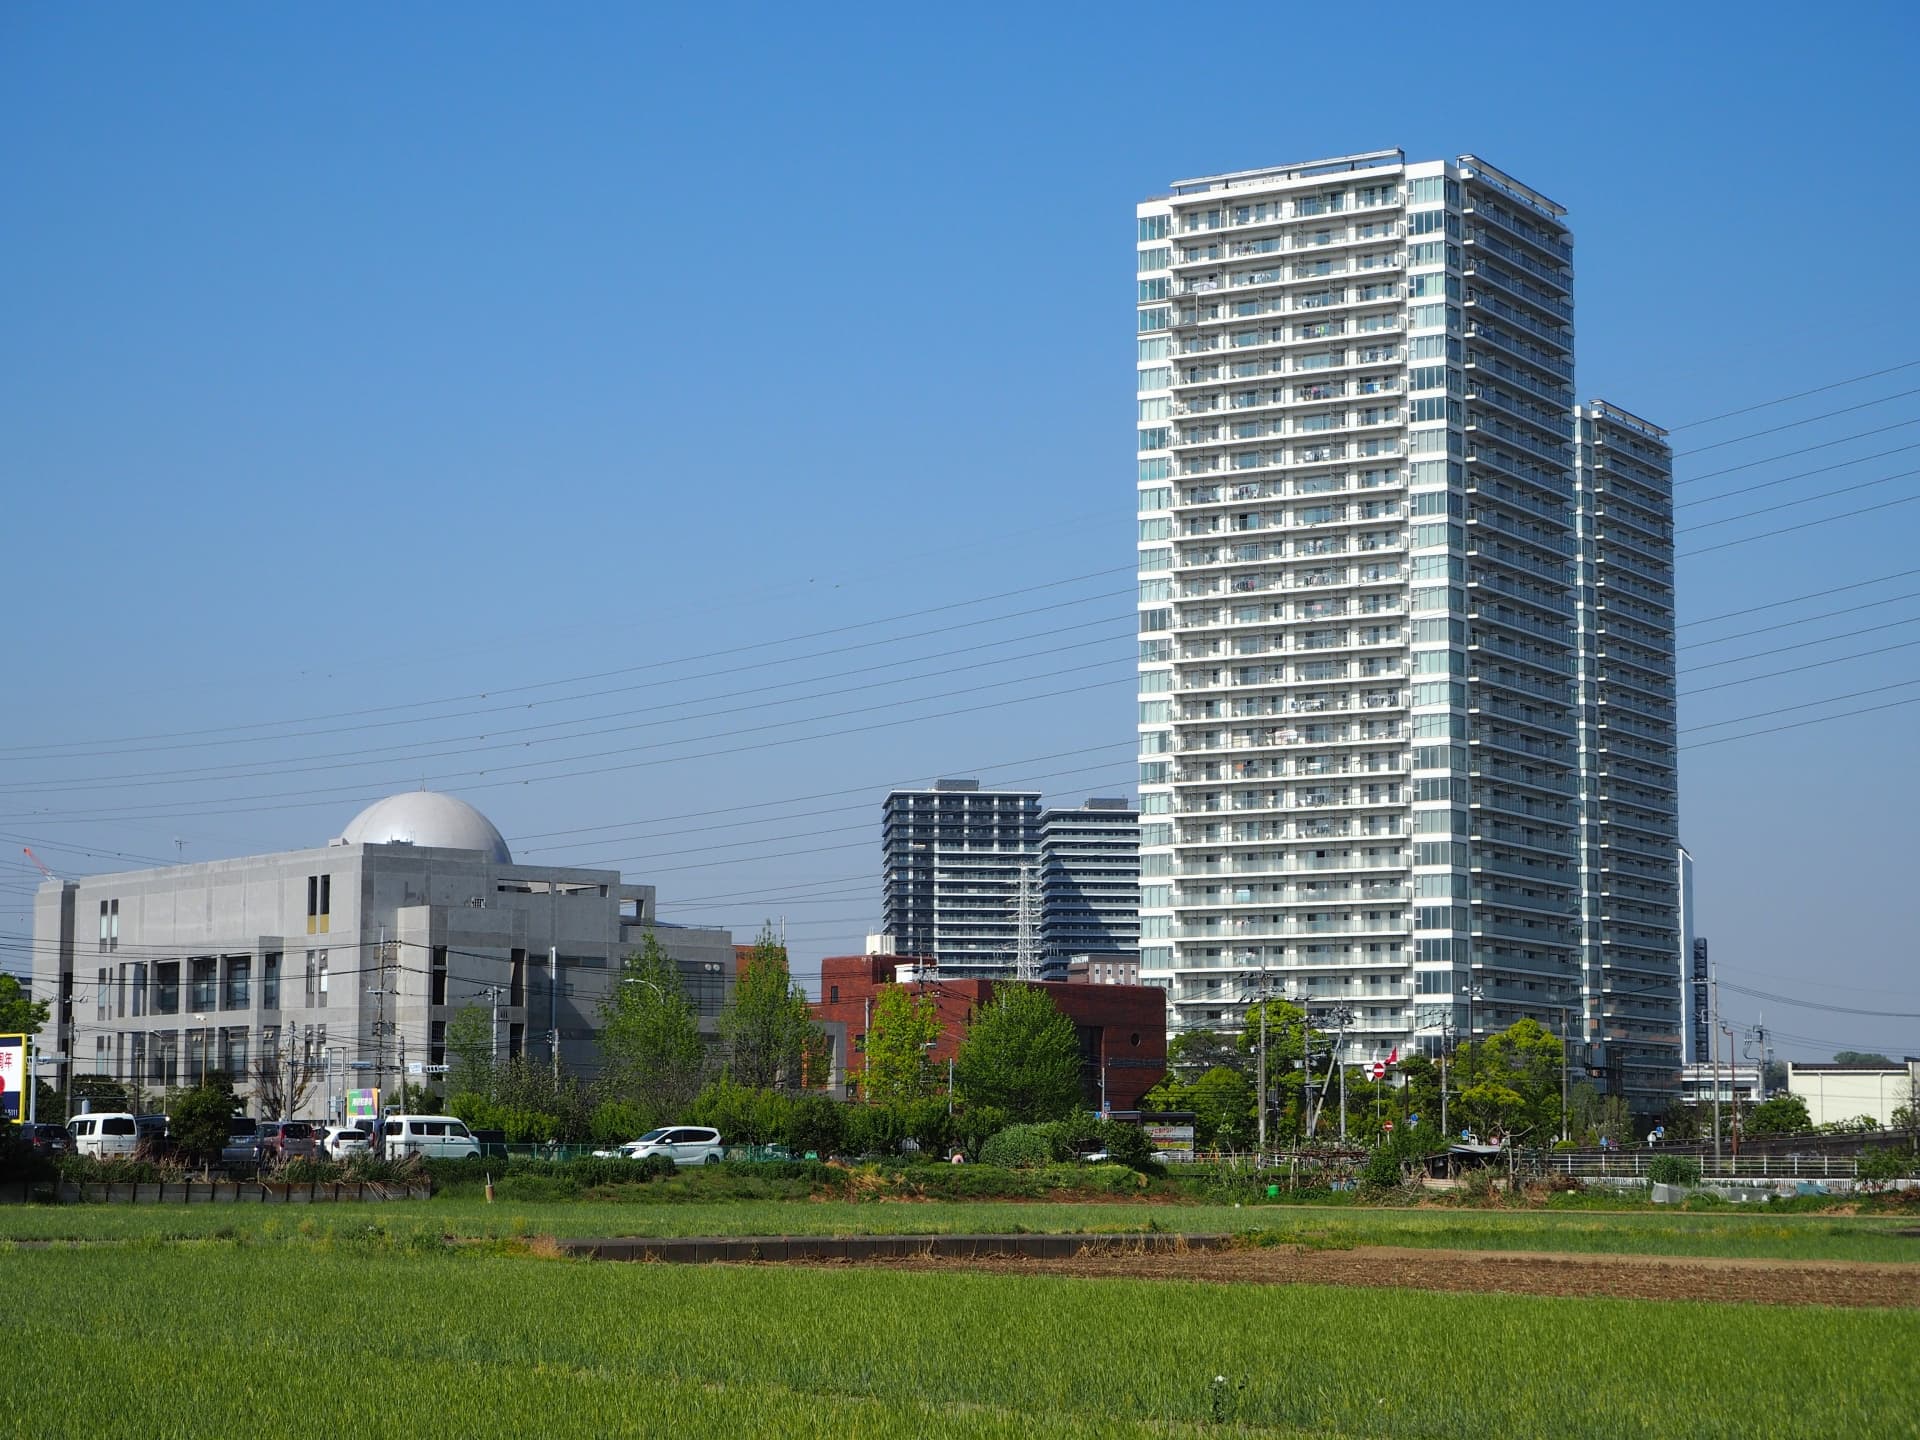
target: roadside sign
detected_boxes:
[346,1088,380,1120]
[0,1035,23,1122]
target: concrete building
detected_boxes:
[1065,954,1142,986]
[31,791,733,1118]
[811,953,1167,1112]
[1133,148,1679,1113]
[1788,1061,1919,1129]
[1038,798,1140,971]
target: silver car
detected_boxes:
[600,1126,724,1165]
[321,1125,372,1161]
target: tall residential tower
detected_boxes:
[1135,149,1679,1109]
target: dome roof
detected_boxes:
[334,792,512,863]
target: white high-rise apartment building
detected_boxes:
[1135,150,1679,1109]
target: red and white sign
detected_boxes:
[1369,1047,1399,1080]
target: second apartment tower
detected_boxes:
[1134,149,1680,1110]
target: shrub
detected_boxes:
[1649,1154,1702,1187]
[783,1095,846,1158]
[1855,1145,1915,1191]
[978,1123,1061,1169]
[951,1105,1008,1161]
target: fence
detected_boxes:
[1542,1152,1859,1181]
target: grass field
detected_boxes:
[10,1243,1914,1439]
[2,1196,1917,1262]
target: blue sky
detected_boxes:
[3,4,1917,1063]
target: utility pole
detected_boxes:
[1711,963,1722,1169]
[1721,1020,1740,1161]
[1254,953,1269,1158]
[549,945,561,1083]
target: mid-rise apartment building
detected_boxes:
[881,781,1042,978]
[1038,798,1141,965]
[881,783,1140,979]
[1134,149,1679,1110]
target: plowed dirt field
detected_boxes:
[812,1242,1920,1308]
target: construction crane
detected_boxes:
[22,847,58,883]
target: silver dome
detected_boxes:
[333,791,513,863]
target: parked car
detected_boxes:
[379,1115,481,1160]
[258,1120,321,1162]
[68,1113,140,1159]
[595,1126,724,1165]
[321,1125,371,1161]
[26,1123,73,1157]
[134,1114,175,1157]
[220,1118,264,1169]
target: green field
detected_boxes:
[3,1196,1917,1262]
[9,1243,1913,1439]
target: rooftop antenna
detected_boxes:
[173,837,187,861]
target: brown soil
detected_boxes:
[805,1242,1920,1308]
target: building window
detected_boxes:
[829,985,840,1004]
[190,957,218,1010]
[262,952,280,1010]
[307,874,331,935]
[153,961,180,1015]
[224,956,250,1011]
[431,946,448,1006]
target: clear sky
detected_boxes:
[3,3,1917,1065]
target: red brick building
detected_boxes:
[811,955,1166,1111]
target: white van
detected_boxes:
[380,1115,481,1160]
[68,1112,140,1159]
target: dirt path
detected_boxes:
[819,1242,1920,1308]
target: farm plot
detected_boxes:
[9,1243,1915,1439]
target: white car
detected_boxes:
[595,1126,724,1165]
[322,1125,372,1161]
[379,1114,482,1160]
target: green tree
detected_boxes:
[1186,1066,1255,1150]
[170,1078,241,1167]
[1833,1051,1896,1067]
[1165,1027,1245,1083]
[720,926,825,1093]
[597,933,706,1127]
[0,974,50,1037]
[1746,1093,1813,1136]
[1454,1019,1565,1140]
[953,983,1082,1123]
[861,985,942,1106]
[445,1005,496,1100]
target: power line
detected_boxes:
[1668,358,1920,431]
[1682,614,1920,673]
[0,672,1135,826]
[1674,415,1920,487]
[1679,678,1920,732]
[1670,385,1920,457]
[0,614,1135,795]
[1678,466,1919,534]
[1681,636,1920,697]
[1682,692,1920,750]
[1679,590,1920,649]
[0,564,1134,758]
[1675,440,1920,510]
[1678,568,1920,629]
[1677,491,1920,558]
[1718,981,1920,1020]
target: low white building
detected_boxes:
[1787,1061,1919,1129]
[31,791,732,1118]
[1679,1063,1764,1108]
